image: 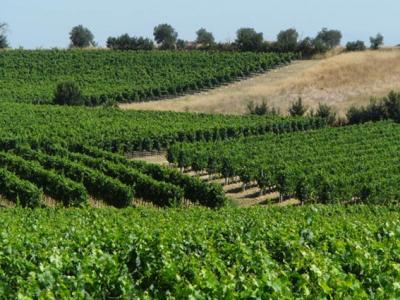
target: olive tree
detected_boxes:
[196,28,215,47]
[69,25,96,48]
[235,28,263,52]
[153,24,178,49]
[315,28,342,49]
[370,33,384,50]
[276,28,299,52]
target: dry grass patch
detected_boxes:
[121,49,400,115]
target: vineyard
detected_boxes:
[0,102,325,152]
[0,50,296,104]
[0,142,226,208]
[1,206,399,298]
[168,121,400,205]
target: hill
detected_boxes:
[121,49,400,115]
[0,50,294,105]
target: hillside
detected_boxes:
[0,50,294,104]
[121,49,400,115]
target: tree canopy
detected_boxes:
[69,25,95,48]
[153,24,178,49]
[235,28,263,52]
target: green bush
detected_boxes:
[346,40,366,52]
[54,81,85,106]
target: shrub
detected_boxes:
[54,82,85,106]
[288,98,308,116]
[313,103,337,125]
[346,40,366,52]
[346,91,400,124]
[247,100,280,116]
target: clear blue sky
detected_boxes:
[3,0,399,48]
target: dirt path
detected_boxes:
[120,49,400,115]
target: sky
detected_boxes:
[2,0,399,48]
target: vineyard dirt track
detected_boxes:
[121,49,400,115]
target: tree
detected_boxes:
[0,23,8,49]
[370,33,384,50]
[54,81,85,106]
[288,98,308,116]
[346,40,366,52]
[153,24,178,49]
[107,34,154,50]
[276,28,299,52]
[196,28,215,47]
[69,25,95,48]
[315,28,342,49]
[176,39,188,50]
[235,28,263,52]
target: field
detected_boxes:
[122,49,400,115]
[0,102,324,152]
[0,50,295,104]
[168,121,400,205]
[1,47,400,298]
[2,206,399,299]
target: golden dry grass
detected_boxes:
[120,49,400,115]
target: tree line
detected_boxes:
[0,22,386,56]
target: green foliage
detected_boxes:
[15,146,133,207]
[288,97,308,116]
[276,28,299,52]
[346,40,366,52]
[0,167,42,207]
[0,206,399,298]
[169,121,400,205]
[247,100,280,116]
[235,28,264,52]
[0,102,310,152]
[347,91,400,124]
[106,34,154,50]
[314,103,337,125]
[153,24,178,49]
[195,28,215,48]
[0,50,295,104]
[0,151,87,206]
[315,28,342,49]
[0,22,8,49]
[370,33,384,50]
[53,81,85,106]
[69,25,95,48]
[72,145,227,207]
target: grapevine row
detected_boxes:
[0,151,87,206]
[168,121,400,204]
[0,50,297,104]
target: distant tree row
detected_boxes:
[345,34,384,52]
[0,22,386,55]
[103,25,344,57]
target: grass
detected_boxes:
[121,48,400,116]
